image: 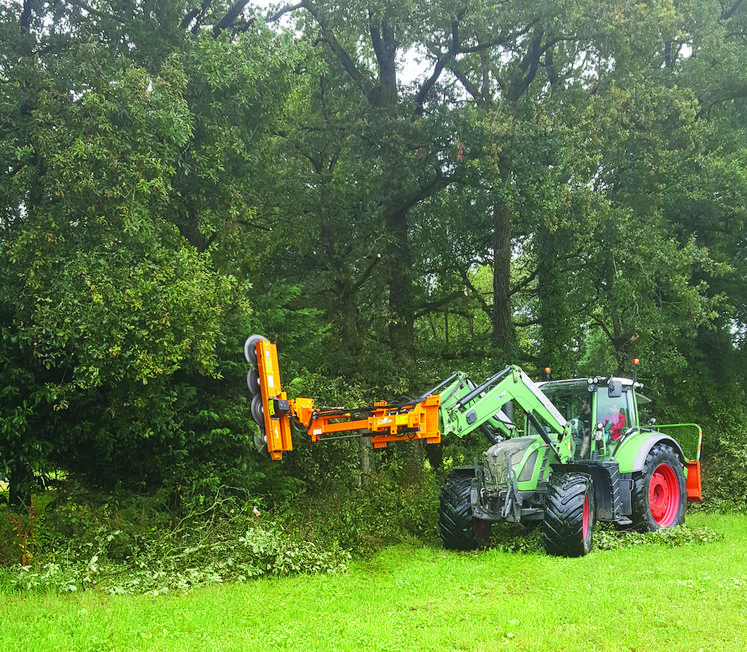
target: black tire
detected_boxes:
[543,472,595,557]
[251,393,265,427]
[250,394,268,455]
[247,367,261,395]
[631,443,686,532]
[243,334,268,364]
[439,472,491,550]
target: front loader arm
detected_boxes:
[416,371,517,442]
[437,366,574,462]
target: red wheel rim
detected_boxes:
[582,494,590,540]
[649,463,680,527]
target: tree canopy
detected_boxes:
[1,0,746,504]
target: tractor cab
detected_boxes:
[531,376,642,461]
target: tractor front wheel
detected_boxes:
[439,473,491,551]
[543,472,595,557]
[631,443,686,532]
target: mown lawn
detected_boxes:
[1,512,745,652]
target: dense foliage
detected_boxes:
[1,0,746,521]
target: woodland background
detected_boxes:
[1,0,746,515]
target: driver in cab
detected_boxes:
[601,403,626,441]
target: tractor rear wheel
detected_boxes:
[439,473,491,550]
[631,443,686,532]
[543,472,595,557]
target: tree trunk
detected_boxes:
[492,194,514,353]
[373,17,417,370]
[537,227,572,376]
[384,205,416,366]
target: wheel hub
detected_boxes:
[649,463,679,527]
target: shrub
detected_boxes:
[277,469,441,555]
[0,485,351,596]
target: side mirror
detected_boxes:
[647,418,657,426]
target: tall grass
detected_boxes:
[1,512,745,651]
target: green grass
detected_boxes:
[1,512,745,652]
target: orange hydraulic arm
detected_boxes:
[244,335,441,460]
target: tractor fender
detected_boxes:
[613,431,686,474]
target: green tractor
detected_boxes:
[242,336,702,558]
[434,364,702,556]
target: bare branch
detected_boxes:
[265,2,305,23]
[506,31,543,102]
[352,255,383,293]
[422,20,538,109]
[451,65,484,103]
[457,267,492,322]
[457,21,535,55]
[414,10,465,116]
[513,317,541,328]
[509,266,540,297]
[415,290,470,318]
[213,0,251,37]
[63,0,127,24]
[697,83,747,118]
[302,1,373,98]
[400,169,454,214]
[589,318,615,344]
[181,0,213,32]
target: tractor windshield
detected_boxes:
[530,380,592,441]
[595,386,638,438]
